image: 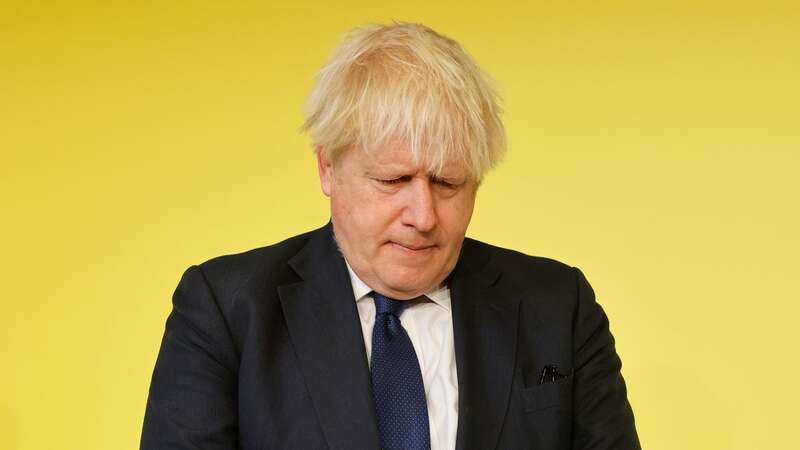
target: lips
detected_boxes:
[390,241,435,251]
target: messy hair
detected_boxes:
[301,22,506,181]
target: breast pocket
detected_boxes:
[521,374,574,413]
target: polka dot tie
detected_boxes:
[370,292,432,450]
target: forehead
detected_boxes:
[346,142,469,179]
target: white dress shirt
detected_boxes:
[345,262,459,450]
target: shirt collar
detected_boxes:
[344,260,451,311]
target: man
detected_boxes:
[141,22,640,450]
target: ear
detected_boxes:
[316,145,333,197]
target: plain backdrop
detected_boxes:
[2,1,798,448]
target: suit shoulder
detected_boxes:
[463,237,578,287]
[191,228,316,297]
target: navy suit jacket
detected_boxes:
[141,223,640,449]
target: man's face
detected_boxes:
[317,143,478,300]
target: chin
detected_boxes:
[383,273,437,296]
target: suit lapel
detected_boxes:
[277,227,520,450]
[278,224,381,450]
[451,239,521,450]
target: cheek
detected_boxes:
[352,192,401,228]
[331,191,393,242]
[440,197,475,235]
[329,197,349,230]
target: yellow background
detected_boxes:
[2,1,798,448]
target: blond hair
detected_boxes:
[301,22,506,181]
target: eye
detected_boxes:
[437,180,455,188]
[377,176,410,185]
[431,176,459,189]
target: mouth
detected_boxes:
[389,241,436,253]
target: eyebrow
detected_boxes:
[430,173,465,183]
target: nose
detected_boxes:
[401,179,437,232]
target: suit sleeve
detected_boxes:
[141,265,239,450]
[571,267,641,449]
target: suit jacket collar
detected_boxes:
[450,238,520,450]
[279,223,381,450]
[279,223,520,450]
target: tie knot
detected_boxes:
[372,292,409,317]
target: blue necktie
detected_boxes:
[370,292,432,450]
